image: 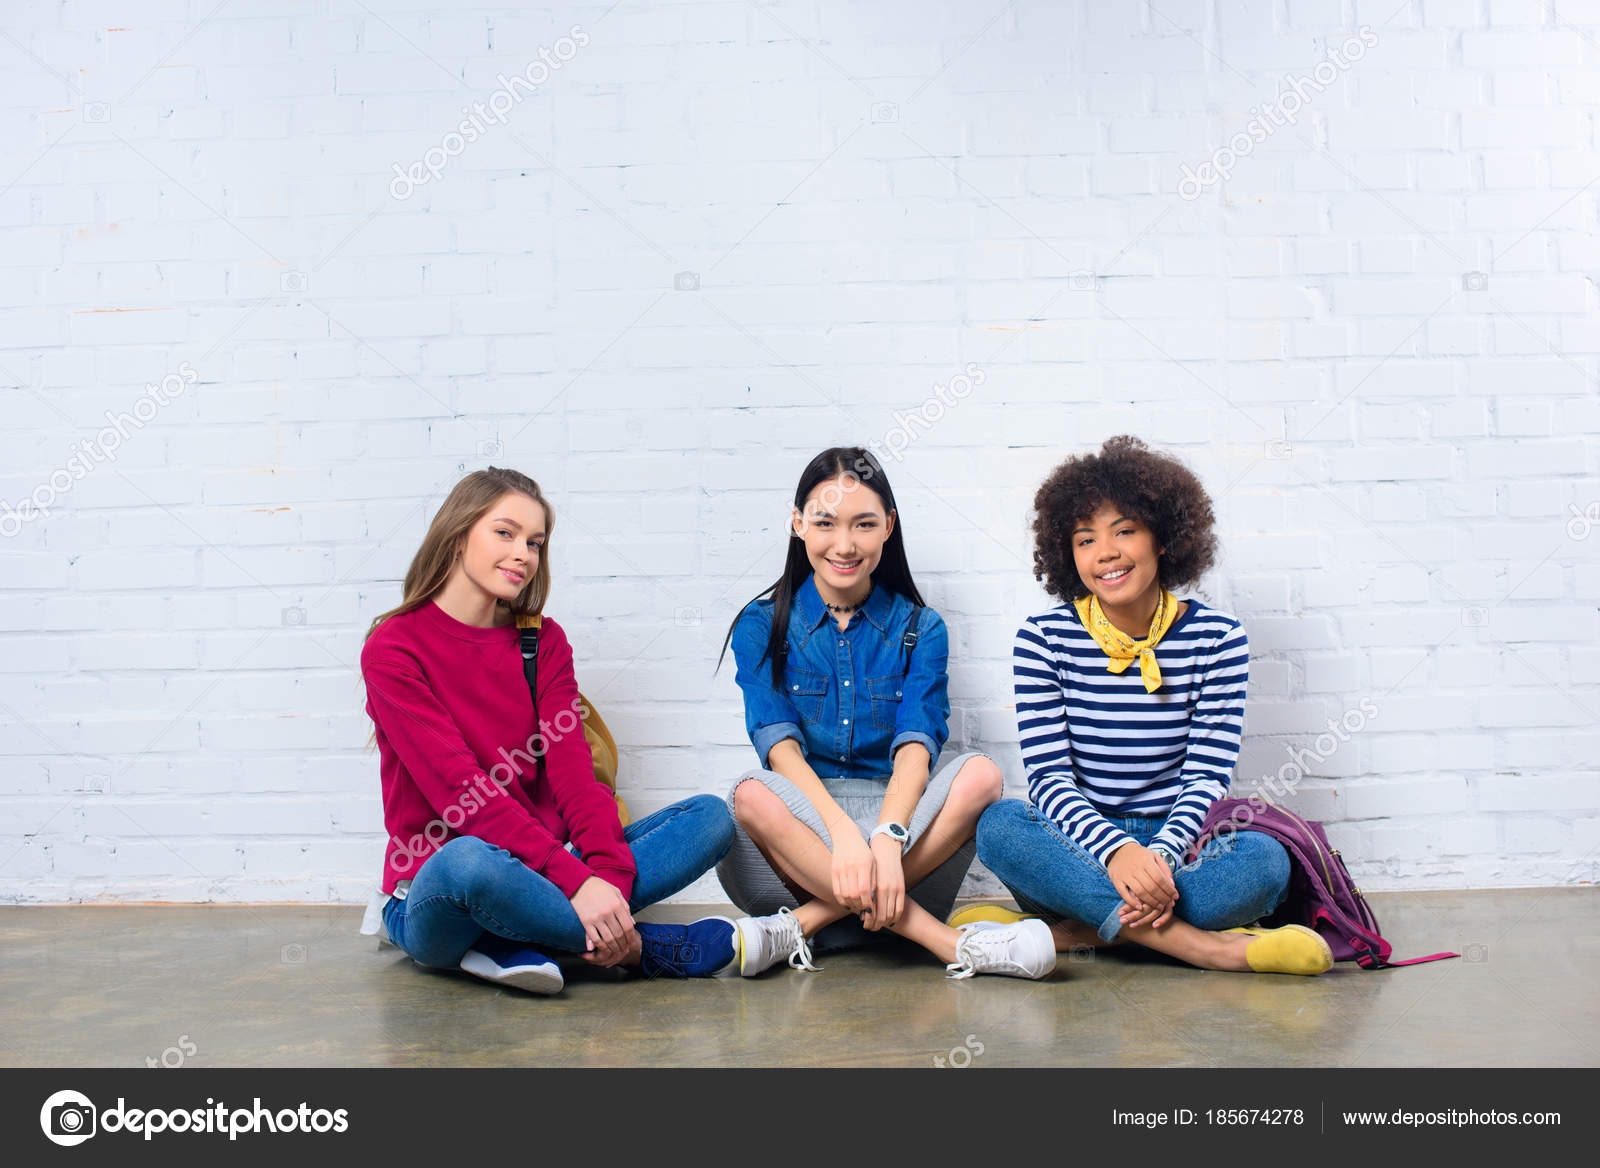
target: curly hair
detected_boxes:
[1030,435,1217,602]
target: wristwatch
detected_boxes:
[1151,845,1179,873]
[870,822,910,847]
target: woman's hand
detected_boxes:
[580,928,638,968]
[1107,842,1178,929]
[570,874,635,958]
[862,834,906,931]
[830,825,875,914]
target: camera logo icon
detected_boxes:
[1567,501,1599,541]
[279,271,308,293]
[1264,439,1293,460]
[476,438,502,458]
[1463,943,1488,963]
[281,606,306,627]
[1067,270,1096,291]
[673,270,700,291]
[870,101,899,123]
[280,942,307,964]
[674,606,702,627]
[40,1089,97,1146]
[1461,606,1489,627]
[82,102,111,124]
[1461,271,1488,292]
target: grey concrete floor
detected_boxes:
[1,889,1595,1067]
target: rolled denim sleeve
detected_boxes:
[753,720,805,767]
[731,603,807,766]
[891,607,950,761]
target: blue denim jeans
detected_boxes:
[383,794,735,968]
[976,799,1290,943]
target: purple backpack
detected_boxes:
[1191,797,1458,970]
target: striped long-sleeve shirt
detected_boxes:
[1013,598,1248,869]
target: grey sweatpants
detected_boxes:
[715,750,981,951]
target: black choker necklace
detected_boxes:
[823,586,871,614]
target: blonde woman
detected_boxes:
[358,467,737,993]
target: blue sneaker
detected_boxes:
[637,916,737,978]
[457,934,563,995]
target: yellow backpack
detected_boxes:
[514,613,630,826]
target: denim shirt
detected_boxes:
[731,574,951,779]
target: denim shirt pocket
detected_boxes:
[783,665,829,723]
[866,673,904,732]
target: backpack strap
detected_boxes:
[901,604,924,675]
[1373,952,1460,967]
[1332,915,1458,970]
[515,614,544,780]
[519,625,540,709]
[515,614,543,713]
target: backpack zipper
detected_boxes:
[1260,793,1335,890]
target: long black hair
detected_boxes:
[717,446,927,692]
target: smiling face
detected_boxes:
[792,474,895,601]
[455,490,547,605]
[1071,502,1164,614]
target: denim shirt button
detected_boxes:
[843,719,850,725]
[843,680,850,686]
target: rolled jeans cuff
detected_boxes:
[1097,900,1126,943]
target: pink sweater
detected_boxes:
[360,600,634,899]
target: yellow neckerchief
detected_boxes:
[1072,588,1180,694]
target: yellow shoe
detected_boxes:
[1225,924,1333,975]
[947,903,1041,930]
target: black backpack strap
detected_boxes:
[519,624,540,713]
[901,604,924,675]
[519,623,546,781]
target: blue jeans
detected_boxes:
[383,794,735,968]
[976,799,1290,943]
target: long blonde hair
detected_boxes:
[366,467,553,646]
[364,466,555,646]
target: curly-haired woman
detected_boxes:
[966,436,1332,975]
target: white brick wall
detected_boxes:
[1,1,1596,904]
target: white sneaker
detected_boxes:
[945,918,1056,980]
[734,906,821,976]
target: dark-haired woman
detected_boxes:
[968,436,1332,976]
[715,447,1056,981]
[357,468,739,994]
